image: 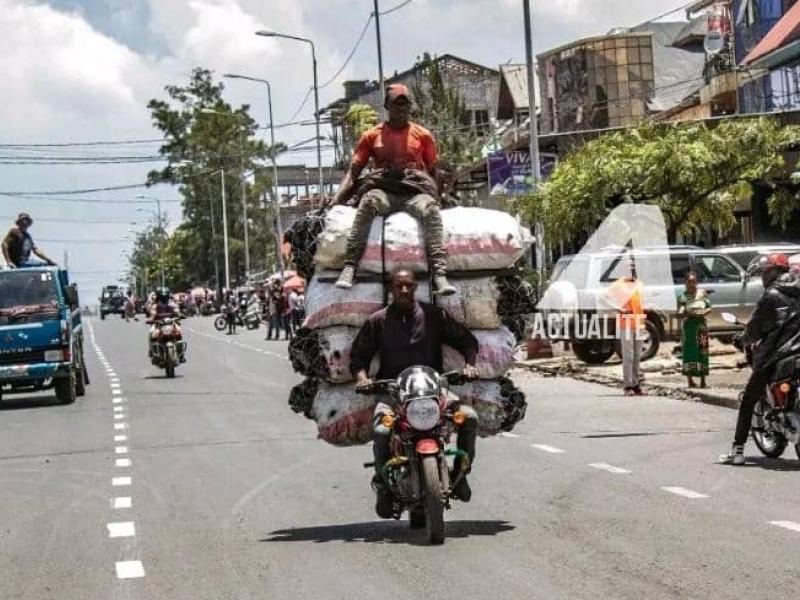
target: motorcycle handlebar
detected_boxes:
[355,380,397,395]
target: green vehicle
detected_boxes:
[99,285,126,320]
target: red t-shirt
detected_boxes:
[352,122,437,171]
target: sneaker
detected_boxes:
[633,386,644,396]
[451,474,472,502]
[371,475,394,519]
[719,444,745,465]
[432,275,457,296]
[335,264,356,289]
[624,387,635,396]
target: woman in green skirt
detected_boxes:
[677,271,711,388]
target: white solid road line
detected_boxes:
[107,522,136,538]
[588,463,631,474]
[532,444,565,454]
[112,476,132,487]
[115,458,132,468]
[768,520,800,533]
[113,497,132,509]
[115,560,145,579]
[661,486,709,499]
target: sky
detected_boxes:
[0,0,693,300]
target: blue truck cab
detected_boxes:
[0,267,89,404]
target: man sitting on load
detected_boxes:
[329,83,456,296]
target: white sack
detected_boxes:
[442,327,516,379]
[450,380,508,437]
[319,326,379,384]
[304,272,430,329]
[435,276,501,329]
[314,205,532,273]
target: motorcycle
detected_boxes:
[150,317,186,378]
[214,310,243,331]
[722,312,800,459]
[357,366,474,545]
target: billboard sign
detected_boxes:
[488,150,557,196]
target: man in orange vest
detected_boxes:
[606,258,645,396]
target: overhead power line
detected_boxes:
[378,0,414,16]
[319,15,374,89]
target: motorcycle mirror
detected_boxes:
[721,312,737,324]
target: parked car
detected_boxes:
[99,285,126,320]
[713,242,800,270]
[541,245,762,364]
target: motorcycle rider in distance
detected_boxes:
[721,253,800,465]
[349,267,479,518]
[329,83,456,297]
[147,287,186,362]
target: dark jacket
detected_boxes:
[745,272,800,372]
[350,301,478,380]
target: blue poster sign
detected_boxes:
[488,150,557,196]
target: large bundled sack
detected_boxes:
[443,327,516,379]
[289,325,515,383]
[435,276,501,329]
[304,273,431,329]
[314,206,533,274]
[288,375,527,446]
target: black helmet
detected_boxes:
[156,287,171,302]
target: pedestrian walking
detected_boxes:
[124,290,138,322]
[677,271,711,388]
[606,259,645,396]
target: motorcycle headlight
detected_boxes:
[405,398,441,431]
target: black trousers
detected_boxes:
[734,367,771,446]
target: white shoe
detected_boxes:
[719,444,745,465]
[335,265,355,289]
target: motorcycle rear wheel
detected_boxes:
[752,399,787,458]
[421,456,445,545]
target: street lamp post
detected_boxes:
[219,170,231,291]
[223,73,285,276]
[255,30,324,205]
[522,0,545,286]
[135,194,165,287]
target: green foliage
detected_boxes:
[137,68,283,290]
[409,53,483,170]
[344,103,378,141]
[522,118,800,244]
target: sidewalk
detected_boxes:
[516,339,747,410]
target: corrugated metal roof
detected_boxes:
[742,0,800,65]
[496,64,534,119]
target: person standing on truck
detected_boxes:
[1,213,56,269]
[328,83,456,297]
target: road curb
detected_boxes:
[514,361,740,411]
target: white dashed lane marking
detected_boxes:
[115,561,145,579]
[769,520,800,533]
[115,446,128,454]
[114,435,127,442]
[115,458,132,468]
[588,463,631,474]
[114,423,127,430]
[112,476,132,487]
[107,522,136,538]
[532,444,565,454]
[661,486,708,500]
[113,497,132,509]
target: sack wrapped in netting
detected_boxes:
[435,277,501,329]
[314,206,534,274]
[288,325,379,383]
[496,276,538,342]
[289,376,527,446]
[284,212,325,281]
[304,273,431,330]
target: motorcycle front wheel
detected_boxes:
[752,399,787,458]
[421,455,445,545]
[214,316,226,331]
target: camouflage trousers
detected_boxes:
[344,189,447,276]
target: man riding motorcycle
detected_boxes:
[349,268,479,518]
[721,253,800,465]
[147,287,186,362]
[330,83,456,297]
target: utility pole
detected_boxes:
[240,140,250,278]
[220,170,231,291]
[373,0,386,120]
[523,0,545,285]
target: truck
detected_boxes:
[0,267,90,404]
[99,284,126,320]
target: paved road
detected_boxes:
[2,316,800,599]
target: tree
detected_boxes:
[409,53,483,170]
[142,68,285,289]
[523,118,800,244]
[344,103,378,141]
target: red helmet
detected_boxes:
[764,253,790,270]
